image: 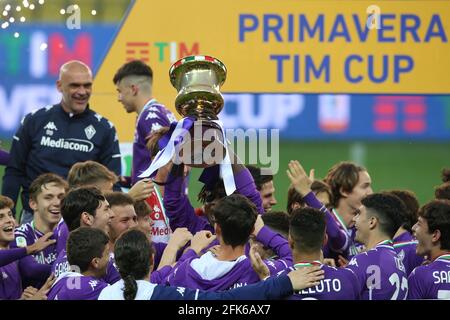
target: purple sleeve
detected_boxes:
[256,225,293,273]
[0,248,27,267]
[177,249,198,263]
[163,175,213,234]
[235,168,264,214]
[303,192,349,252]
[18,255,51,282]
[150,265,173,284]
[0,148,10,165]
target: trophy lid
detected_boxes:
[169,55,227,89]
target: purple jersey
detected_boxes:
[0,261,22,300]
[52,249,120,284]
[407,254,450,299]
[54,220,69,254]
[132,100,176,185]
[164,226,292,291]
[280,262,361,300]
[11,222,58,265]
[393,232,424,276]
[47,272,108,300]
[346,240,408,300]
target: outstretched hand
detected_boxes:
[286,160,314,196]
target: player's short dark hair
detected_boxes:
[435,182,450,201]
[198,179,227,204]
[211,194,257,248]
[441,168,450,183]
[105,192,134,208]
[287,180,333,214]
[29,173,67,201]
[261,211,290,239]
[385,189,419,233]
[325,161,367,208]
[361,193,408,238]
[67,227,109,273]
[418,199,450,250]
[246,165,273,191]
[0,195,14,211]
[289,208,326,253]
[114,229,155,300]
[68,161,117,189]
[113,60,153,84]
[134,200,152,219]
[61,186,106,231]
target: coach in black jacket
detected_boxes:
[1,61,121,222]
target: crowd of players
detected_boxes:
[0,60,449,300]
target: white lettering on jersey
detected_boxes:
[433,271,450,284]
[40,136,94,152]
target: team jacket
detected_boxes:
[2,103,121,211]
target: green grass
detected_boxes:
[1,140,448,218]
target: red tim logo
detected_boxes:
[125,42,149,62]
[373,96,427,134]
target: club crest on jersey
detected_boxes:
[84,125,96,140]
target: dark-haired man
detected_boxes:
[408,200,450,299]
[113,60,176,186]
[164,194,292,290]
[247,165,277,212]
[270,207,360,300]
[346,193,408,300]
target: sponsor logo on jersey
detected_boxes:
[44,122,58,131]
[40,136,94,152]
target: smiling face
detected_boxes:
[109,204,138,243]
[0,206,15,245]
[412,217,434,257]
[344,171,373,211]
[353,205,372,245]
[57,61,93,114]
[91,200,113,235]
[30,182,66,229]
[260,180,277,212]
